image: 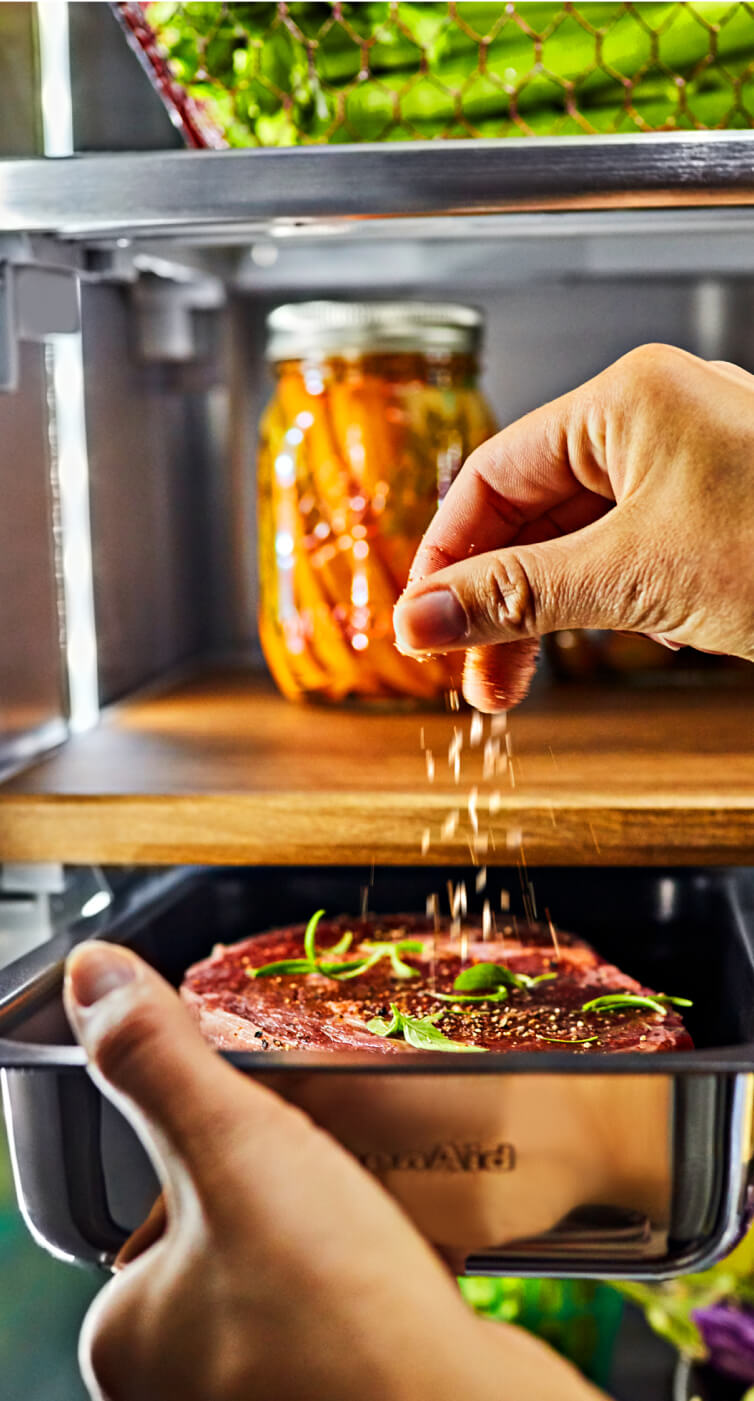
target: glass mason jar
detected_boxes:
[257,301,496,705]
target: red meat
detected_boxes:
[181,914,693,1056]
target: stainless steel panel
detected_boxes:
[4,135,754,240]
[0,342,65,776]
[68,1,182,154]
[80,281,229,702]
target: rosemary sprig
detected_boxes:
[540,1035,599,1046]
[332,939,423,982]
[581,992,693,1017]
[249,910,424,983]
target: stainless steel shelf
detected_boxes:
[2,133,754,241]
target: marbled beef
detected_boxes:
[180,914,693,1055]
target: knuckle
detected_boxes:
[612,343,691,405]
[473,552,539,637]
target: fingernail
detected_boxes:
[394,589,467,652]
[67,944,136,1007]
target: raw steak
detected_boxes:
[180,914,693,1055]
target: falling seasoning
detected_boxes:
[467,786,479,835]
[475,867,488,894]
[469,712,484,747]
[483,737,501,780]
[421,829,431,855]
[441,809,459,841]
[425,749,435,783]
[545,907,562,963]
[448,726,463,784]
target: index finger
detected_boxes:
[408,379,613,586]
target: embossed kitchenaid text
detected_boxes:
[358,1142,515,1173]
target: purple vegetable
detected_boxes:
[693,1303,754,1382]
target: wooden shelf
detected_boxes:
[0,669,752,866]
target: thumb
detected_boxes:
[394,509,659,654]
[64,942,286,1203]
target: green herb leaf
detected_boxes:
[304,908,326,965]
[327,949,384,981]
[251,915,426,984]
[453,962,556,994]
[540,1035,599,1046]
[249,958,315,979]
[454,962,512,993]
[326,931,354,959]
[431,989,508,1005]
[318,959,372,977]
[401,1014,484,1053]
[366,1003,485,1053]
[581,993,691,1017]
[366,1006,403,1038]
[363,939,423,979]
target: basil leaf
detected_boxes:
[366,1003,485,1053]
[453,962,512,993]
[249,958,315,979]
[400,1012,486,1053]
[582,994,669,1016]
[304,908,326,965]
[366,1005,402,1038]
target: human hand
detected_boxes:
[64,942,605,1401]
[393,345,754,711]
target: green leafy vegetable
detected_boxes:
[147,3,754,148]
[582,993,692,1017]
[366,1002,485,1053]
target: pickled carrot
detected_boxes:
[259,356,490,704]
[276,371,446,698]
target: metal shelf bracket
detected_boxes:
[0,252,80,393]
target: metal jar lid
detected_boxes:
[266,300,482,361]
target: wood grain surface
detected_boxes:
[0,669,752,866]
